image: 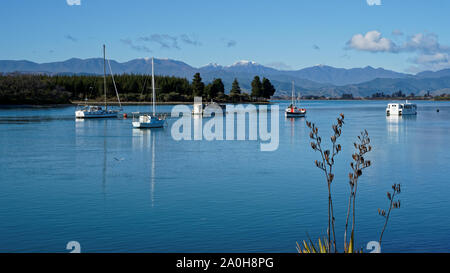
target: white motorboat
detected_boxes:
[192,99,203,115]
[192,98,226,116]
[386,101,417,116]
[132,57,166,129]
[75,45,122,118]
[285,81,306,117]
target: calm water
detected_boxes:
[0,100,449,253]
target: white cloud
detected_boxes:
[67,0,81,6]
[407,56,450,73]
[366,0,381,6]
[402,33,450,54]
[347,30,450,71]
[347,31,393,52]
[414,53,448,64]
[348,31,450,55]
[409,52,450,71]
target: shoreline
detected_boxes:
[0,98,448,108]
[70,100,271,105]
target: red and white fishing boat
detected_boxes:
[285,81,306,117]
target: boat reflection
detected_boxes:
[75,117,103,140]
[386,115,416,143]
[151,131,155,206]
[102,120,107,195]
[285,116,306,144]
[132,128,152,149]
[131,128,157,207]
[74,119,110,194]
[193,115,202,140]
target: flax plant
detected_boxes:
[297,114,401,253]
[305,113,344,252]
[298,114,403,253]
[343,130,372,252]
[378,183,401,245]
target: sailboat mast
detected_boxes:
[103,44,107,110]
[291,81,295,106]
[152,57,156,116]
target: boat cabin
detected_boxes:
[386,102,417,116]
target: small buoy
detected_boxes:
[437,109,439,113]
[123,113,128,118]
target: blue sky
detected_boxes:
[1,0,449,73]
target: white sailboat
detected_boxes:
[285,81,306,117]
[75,45,122,118]
[132,57,165,128]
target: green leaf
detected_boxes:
[318,238,327,253]
[303,240,311,253]
[308,238,318,253]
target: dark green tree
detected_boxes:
[204,83,212,99]
[207,78,224,100]
[261,77,276,99]
[191,73,205,97]
[251,76,262,98]
[230,78,241,96]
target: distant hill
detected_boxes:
[197,61,327,93]
[314,76,450,97]
[416,68,450,79]
[0,58,197,77]
[1,58,450,97]
[287,65,411,86]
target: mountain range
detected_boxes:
[1,58,450,97]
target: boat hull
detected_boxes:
[284,108,306,118]
[386,111,417,116]
[285,110,306,117]
[132,120,165,128]
[75,110,119,118]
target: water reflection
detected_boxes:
[75,118,101,141]
[193,115,202,140]
[132,128,151,149]
[151,131,155,207]
[74,119,109,194]
[386,115,416,143]
[0,115,73,124]
[285,117,306,144]
[287,117,295,144]
[2,101,450,252]
[102,120,107,195]
[131,128,157,207]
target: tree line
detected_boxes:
[191,73,275,102]
[0,73,276,104]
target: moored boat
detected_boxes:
[75,45,122,118]
[132,57,166,129]
[285,81,306,117]
[75,105,120,118]
[386,101,417,116]
[192,99,226,116]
